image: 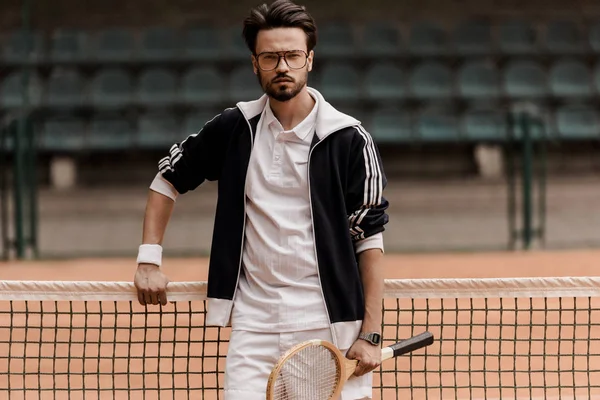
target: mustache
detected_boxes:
[272,74,294,83]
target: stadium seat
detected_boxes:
[409,61,453,99]
[371,107,412,143]
[364,63,405,101]
[458,61,500,99]
[40,116,86,151]
[2,30,46,64]
[225,26,251,60]
[183,26,222,61]
[92,28,136,62]
[181,67,224,104]
[229,66,263,101]
[316,63,361,101]
[408,21,449,56]
[137,68,178,105]
[416,106,460,141]
[139,27,180,61]
[555,104,600,139]
[549,59,592,98]
[589,21,600,53]
[182,110,220,137]
[361,22,402,57]
[544,20,587,54]
[138,112,179,149]
[0,71,43,108]
[463,105,508,141]
[503,60,547,98]
[453,20,492,55]
[89,114,135,150]
[50,29,89,63]
[318,22,357,58]
[90,69,133,108]
[47,68,86,107]
[497,20,538,55]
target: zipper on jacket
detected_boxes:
[231,112,255,315]
[307,138,337,347]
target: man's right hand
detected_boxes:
[134,263,170,306]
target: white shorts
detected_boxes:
[224,328,373,400]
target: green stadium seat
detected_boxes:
[40,116,86,151]
[181,67,224,104]
[549,59,592,98]
[183,26,222,61]
[138,112,179,149]
[371,107,412,143]
[544,20,587,54]
[458,61,500,99]
[50,29,89,63]
[410,62,453,99]
[318,22,357,58]
[463,106,508,141]
[416,106,460,141]
[92,28,136,62]
[182,110,220,137]
[226,26,251,60]
[47,68,86,107]
[229,66,263,101]
[589,21,600,53]
[139,27,180,61]
[137,68,178,105]
[503,60,547,98]
[453,20,492,55]
[498,20,538,55]
[317,63,361,101]
[408,21,449,56]
[555,104,600,139]
[2,30,46,64]
[361,22,402,57]
[364,63,405,101]
[1,71,43,108]
[89,115,135,150]
[90,69,133,108]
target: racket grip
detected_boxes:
[389,331,434,357]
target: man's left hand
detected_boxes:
[346,339,381,376]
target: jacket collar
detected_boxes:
[236,87,360,140]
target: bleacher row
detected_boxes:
[3,19,600,62]
[2,19,600,152]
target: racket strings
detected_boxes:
[273,345,341,400]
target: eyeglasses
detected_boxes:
[255,50,308,71]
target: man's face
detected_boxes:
[252,27,314,102]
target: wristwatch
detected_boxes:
[358,331,381,346]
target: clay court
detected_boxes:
[1,249,599,399]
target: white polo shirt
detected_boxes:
[230,94,330,332]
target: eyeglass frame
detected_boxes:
[253,50,310,71]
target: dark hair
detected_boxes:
[243,0,317,54]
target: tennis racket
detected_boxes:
[266,331,434,400]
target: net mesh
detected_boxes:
[0,277,599,399]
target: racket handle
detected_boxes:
[382,331,434,361]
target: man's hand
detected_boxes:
[346,339,381,376]
[134,263,170,306]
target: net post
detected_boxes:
[520,112,533,250]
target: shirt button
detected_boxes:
[275,155,280,161]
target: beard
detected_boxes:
[257,71,307,102]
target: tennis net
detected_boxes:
[0,277,599,399]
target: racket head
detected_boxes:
[266,339,345,400]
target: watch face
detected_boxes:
[372,333,381,344]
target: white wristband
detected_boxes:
[137,244,163,267]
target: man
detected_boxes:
[134,0,389,398]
